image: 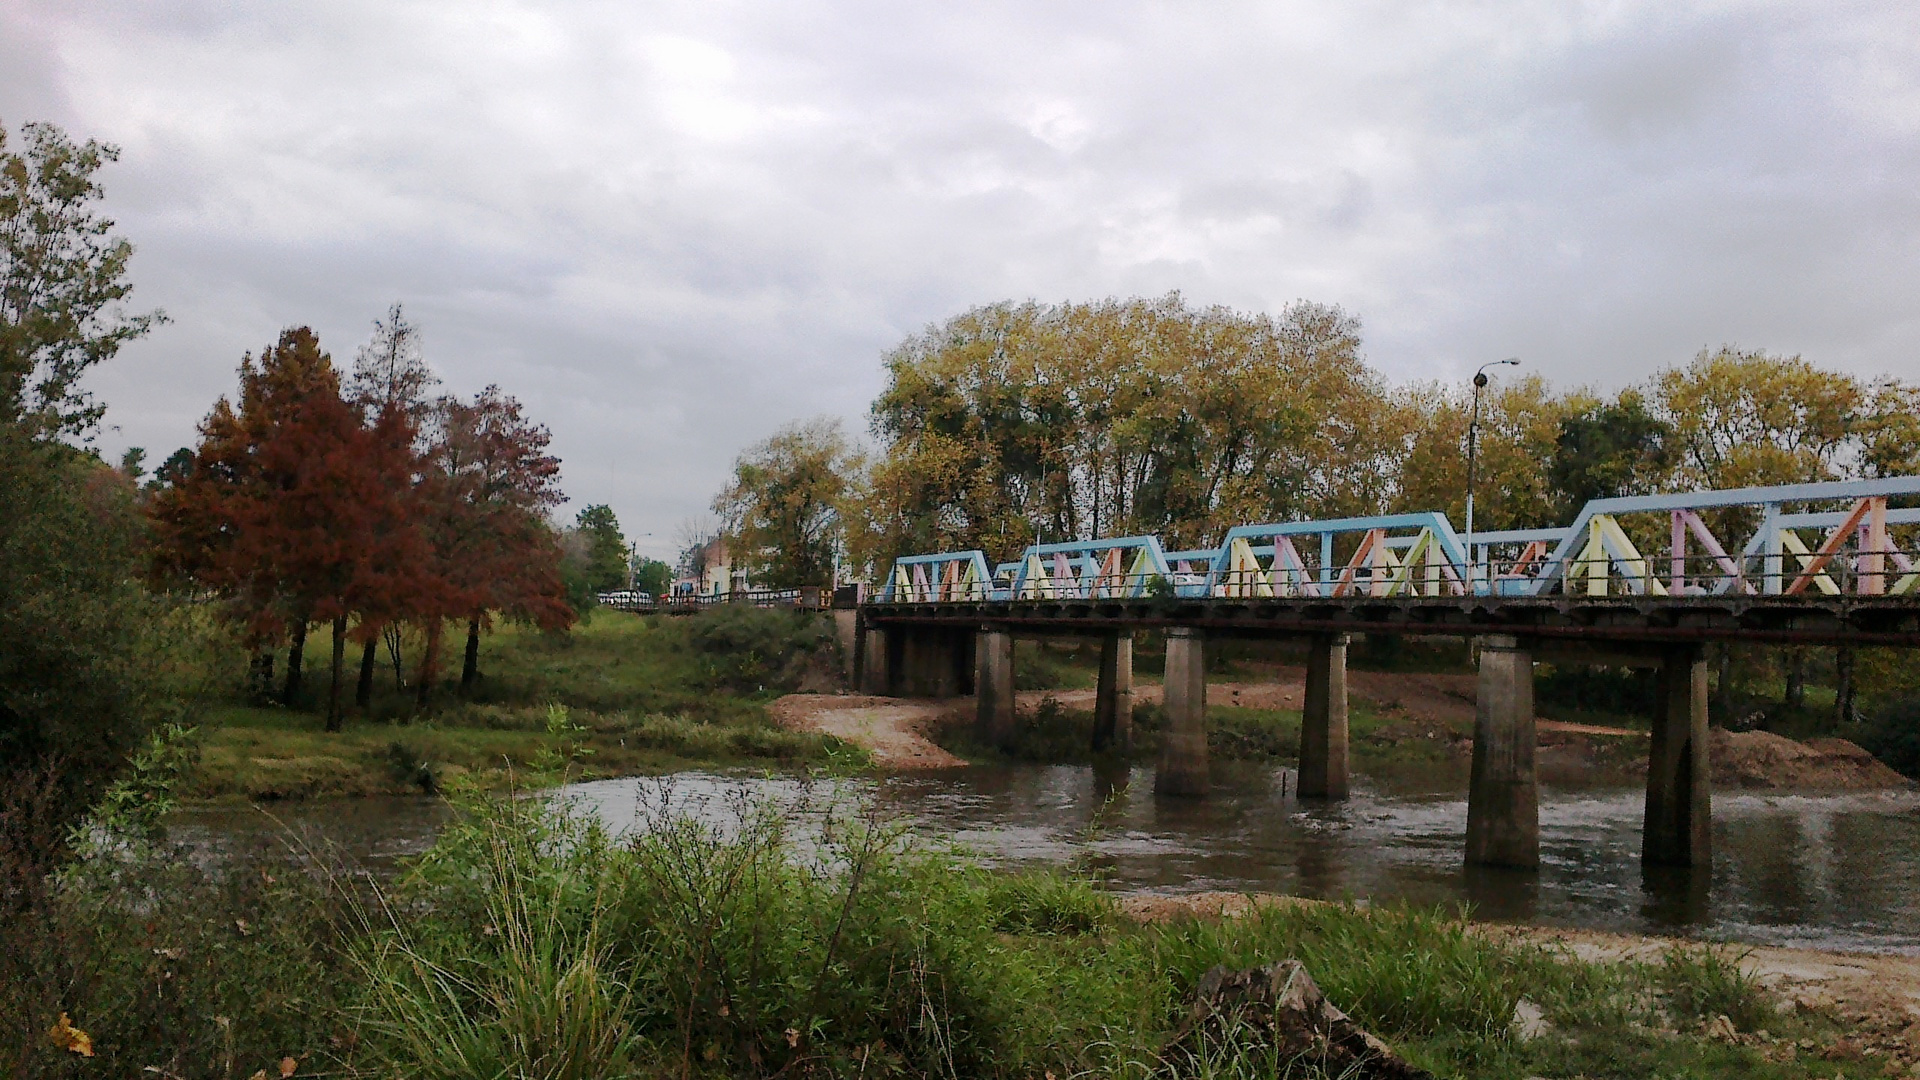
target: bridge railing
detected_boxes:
[876,477,1920,604]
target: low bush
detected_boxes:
[0,835,353,1077]
[683,605,842,693]
[1848,695,1920,778]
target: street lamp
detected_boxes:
[1464,357,1520,592]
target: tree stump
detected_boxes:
[1172,959,1437,1080]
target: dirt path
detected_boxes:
[768,694,968,769]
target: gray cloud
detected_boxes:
[5,0,1919,557]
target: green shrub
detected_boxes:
[1849,695,1920,778]
[0,829,353,1078]
[684,606,840,693]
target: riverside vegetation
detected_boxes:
[185,605,859,800]
[3,782,1884,1080]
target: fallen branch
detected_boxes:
[1172,959,1436,1080]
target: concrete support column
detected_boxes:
[860,626,891,696]
[1645,644,1712,868]
[833,610,860,685]
[1298,632,1351,799]
[1467,635,1539,869]
[894,629,969,698]
[975,627,1016,748]
[1091,633,1134,754]
[1155,627,1209,797]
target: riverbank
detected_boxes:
[775,669,1910,790]
[23,790,1901,1079]
[181,608,857,800]
[1127,891,1920,1069]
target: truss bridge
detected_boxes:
[854,477,1920,877]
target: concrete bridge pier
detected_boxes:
[1645,644,1711,868]
[1466,634,1539,869]
[1156,627,1210,796]
[1297,632,1350,799]
[860,625,890,695]
[893,627,973,698]
[976,627,1016,749]
[1091,632,1133,754]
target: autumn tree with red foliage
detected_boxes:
[150,315,574,724]
[416,386,572,701]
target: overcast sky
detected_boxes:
[6,0,1919,558]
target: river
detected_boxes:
[169,761,1920,954]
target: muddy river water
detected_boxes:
[171,761,1920,954]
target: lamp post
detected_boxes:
[1464,357,1520,592]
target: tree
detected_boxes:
[0,119,166,859]
[1548,390,1675,514]
[573,504,628,594]
[632,557,672,596]
[1395,375,1589,531]
[714,418,859,588]
[149,329,426,728]
[416,387,571,697]
[0,428,168,861]
[861,294,1404,568]
[345,303,439,705]
[1,121,165,439]
[1654,347,1863,490]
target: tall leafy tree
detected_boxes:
[573,503,629,594]
[1654,347,1863,490]
[1548,391,1676,514]
[0,119,166,857]
[714,418,859,588]
[861,294,1402,567]
[1,121,164,438]
[417,387,571,698]
[345,303,439,705]
[150,329,426,727]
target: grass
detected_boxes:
[183,608,858,800]
[350,795,1867,1079]
[6,783,1880,1079]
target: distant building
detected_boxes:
[673,535,749,596]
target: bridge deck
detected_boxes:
[860,594,1920,646]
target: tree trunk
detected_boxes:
[283,620,308,707]
[356,633,378,710]
[326,615,348,732]
[1784,647,1805,710]
[249,649,275,703]
[461,617,482,695]
[384,624,406,690]
[415,620,443,712]
[1836,646,1856,727]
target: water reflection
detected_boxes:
[168,765,1920,954]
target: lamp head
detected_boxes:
[1473,372,1489,388]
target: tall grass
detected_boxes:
[5,780,1839,1078]
[353,793,1696,1079]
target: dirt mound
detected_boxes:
[1711,729,1911,790]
